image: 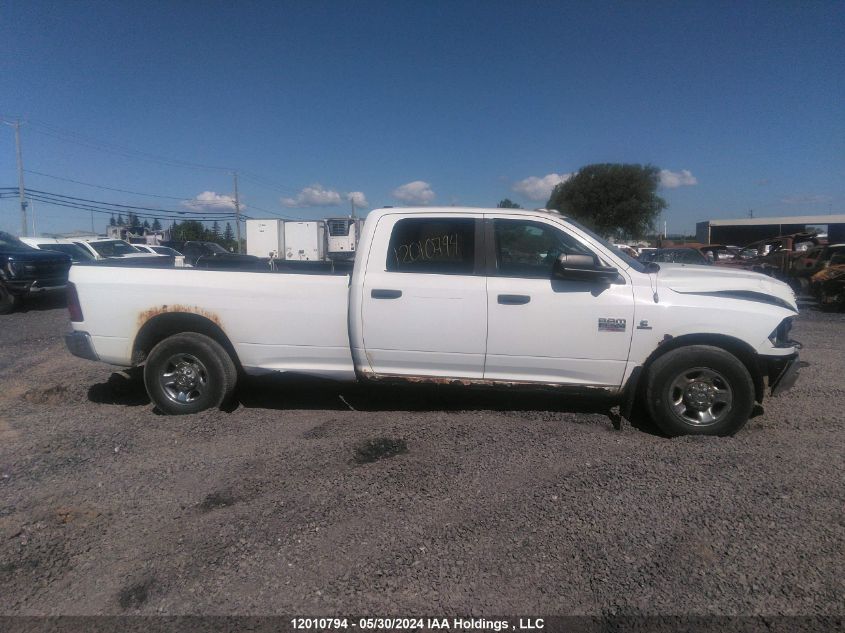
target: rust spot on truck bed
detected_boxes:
[137,305,223,329]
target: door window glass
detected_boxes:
[494,219,594,278]
[386,218,475,274]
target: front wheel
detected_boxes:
[143,332,237,415]
[646,345,755,437]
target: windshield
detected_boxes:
[562,218,647,273]
[202,242,229,254]
[0,231,37,252]
[38,243,96,262]
[151,246,181,256]
[89,240,141,257]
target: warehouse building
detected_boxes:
[695,214,845,245]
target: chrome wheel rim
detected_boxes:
[159,354,209,405]
[668,367,733,427]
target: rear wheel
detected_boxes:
[646,345,755,437]
[143,332,237,415]
[0,285,20,315]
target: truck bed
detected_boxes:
[70,263,356,378]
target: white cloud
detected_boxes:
[347,191,368,208]
[392,180,435,205]
[781,194,832,205]
[182,191,241,211]
[512,173,573,201]
[281,184,343,208]
[659,169,698,188]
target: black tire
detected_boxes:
[0,285,20,315]
[646,345,755,437]
[143,332,237,415]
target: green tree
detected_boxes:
[151,218,162,231]
[142,219,151,230]
[497,198,522,209]
[223,222,234,242]
[109,215,116,227]
[211,220,221,238]
[174,220,207,241]
[546,163,666,239]
[117,213,125,226]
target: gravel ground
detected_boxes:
[0,295,843,621]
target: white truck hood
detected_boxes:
[654,263,798,312]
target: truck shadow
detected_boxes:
[235,374,633,428]
[87,370,653,433]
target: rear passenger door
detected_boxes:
[360,214,487,379]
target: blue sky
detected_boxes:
[1,1,843,236]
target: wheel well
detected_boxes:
[641,334,765,404]
[132,313,240,369]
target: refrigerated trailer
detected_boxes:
[246,219,285,258]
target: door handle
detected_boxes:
[498,294,530,305]
[371,289,403,299]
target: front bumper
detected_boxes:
[767,352,801,396]
[4,279,67,296]
[65,331,99,362]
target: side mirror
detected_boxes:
[553,253,619,283]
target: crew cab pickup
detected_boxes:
[66,207,801,436]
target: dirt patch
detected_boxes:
[353,437,408,464]
[198,491,238,512]
[117,578,154,609]
[21,385,68,405]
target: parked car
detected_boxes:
[73,238,162,261]
[178,241,260,268]
[19,237,97,263]
[638,247,711,265]
[66,207,801,437]
[0,231,72,314]
[133,244,184,257]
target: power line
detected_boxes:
[23,169,196,201]
[22,188,237,215]
[1,187,247,222]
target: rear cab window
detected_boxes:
[386,217,476,275]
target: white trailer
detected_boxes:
[284,221,325,261]
[246,219,285,258]
[325,217,362,260]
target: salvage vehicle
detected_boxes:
[638,247,711,266]
[66,207,801,436]
[791,244,845,291]
[0,231,72,314]
[809,252,845,303]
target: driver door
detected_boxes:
[483,215,634,386]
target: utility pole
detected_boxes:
[13,120,28,236]
[350,196,356,219]
[233,172,242,253]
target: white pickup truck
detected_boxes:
[65,207,801,436]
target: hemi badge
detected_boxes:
[637,320,652,330]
